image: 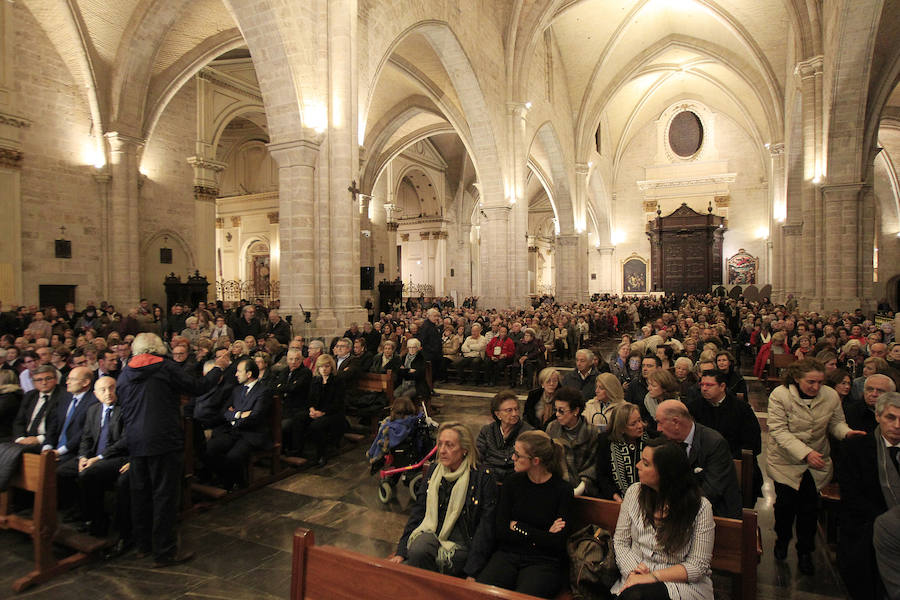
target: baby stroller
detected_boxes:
[368,404,438,503]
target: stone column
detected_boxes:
[768,143,784,296]
[325,0,366,331]
[597,246,614,293]
[781,223,802,300]
[105,132,144,309]
[187,157,226,279]
[527,240,538,295]
[479,205,512,308]
[556,233,587,303]
[795,57,824,308]
[821,182,875,311]
[507,102,529,305]
[268,138,320,331]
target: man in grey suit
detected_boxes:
[656,399,743,518]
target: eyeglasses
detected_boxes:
[497,407,519,414]
[33,376,56,383]
[511,450,532,461]
[554,407,571,414]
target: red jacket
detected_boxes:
[485,335,515,360]
[753,341,791,378]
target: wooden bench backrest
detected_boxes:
[567,496,756,576]
[292,529,536,600]
[734,448,755,508]
[356,370,394,397]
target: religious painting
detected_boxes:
[623,255,648,293]
[726,249,758,285]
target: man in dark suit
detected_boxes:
[204,357,272,490]
[233,305,262,341]
[61,376,130,539]
[274,349,311,455]
[95,349,121,382]
[265,309,291,345]
[657,398,743,518]
[333,337,362,386]
[838,391,900,600]
[44,366,98,466]
[352,337,374,372]
[417,308,443,383]
[688,369,763,498]
[12,365,64,450]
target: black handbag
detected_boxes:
[566,524,619,600]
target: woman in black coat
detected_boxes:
[523,368,561,430]
[716,350,748,399]
[396,338,429,400]
[293,354,346,466]
[476,390,533,481]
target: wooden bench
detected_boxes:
[735,448,756,509]
[764,354,795,391]
[565,497,759,600]
[0,451,106,593]
[290,497,760,600]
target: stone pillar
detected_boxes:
[527,240,538,295]
[507,102,529,306]
[768,143,784,295]
[556,233,587,303]
[821,182,875,311]
[268,138,320,331]
[597,246,614,293]
[104,132,144,309]
[479,205,512,308]
[187,157,226,279]
[795,57,824,308]
[781,222,802,300]
[324,0,366,331]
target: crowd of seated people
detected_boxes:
[3,293,900,597]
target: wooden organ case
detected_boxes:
[646,203,726,296]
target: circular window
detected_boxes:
[668,111,703,158]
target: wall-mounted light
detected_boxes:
[755,226,769,240]
[812,175,821,184]
[524,101,532,110]
[611,230,624,245]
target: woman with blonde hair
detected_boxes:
[524,367,561,430]
[292,354,345,466]
[584,372,625,432]
[392,422,497,578]
[477,430,572,598]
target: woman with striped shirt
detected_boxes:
[611,437,714,600]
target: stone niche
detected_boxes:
[638,101,735,221]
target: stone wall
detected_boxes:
[15,3,101,306]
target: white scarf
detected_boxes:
[408,460,471,561]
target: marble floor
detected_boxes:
[0,344,852,600]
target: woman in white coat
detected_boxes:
[766,357,866,575]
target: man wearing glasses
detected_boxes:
[12,365,64,451]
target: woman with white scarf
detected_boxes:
[391,422,497,577]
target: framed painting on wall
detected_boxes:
[623,254,648,293]
[726,249,758,285]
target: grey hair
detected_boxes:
[867,374,897,392]
[308,340,325,352]
[132,332,168,356]
[33,365,58,378]
[407,338,422,349]
[876,391,900,415]
[575,348,594,362]
[674,356,693,369]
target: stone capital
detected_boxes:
[768,142,784,156]
[506,102,529,118]
[0,146,23,168]
[596,245,615,255]
[186,156,227,172]
[104,131,146,152]
[782,222,803,236]
[268,138,321,168]
[794,55,823,80]
[575,163,589,176]
[0,112,31,129]
[481,205,512,220]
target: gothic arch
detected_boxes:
[530,122,576,233]
[364,21,504,206]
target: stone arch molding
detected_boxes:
[239,235,272,282]
[141,230,197,272]
[365,21,505,207]
[530,122,576,234]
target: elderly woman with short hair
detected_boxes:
[524,367,561,430]
[392,422,497,578]
[476,390,533,481]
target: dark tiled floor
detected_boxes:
[0,341,850,599]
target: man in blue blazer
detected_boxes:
[204,357,273,490]
[44,366,98,465]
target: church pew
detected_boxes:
[0,451,106,593]
[289,496,760,600]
